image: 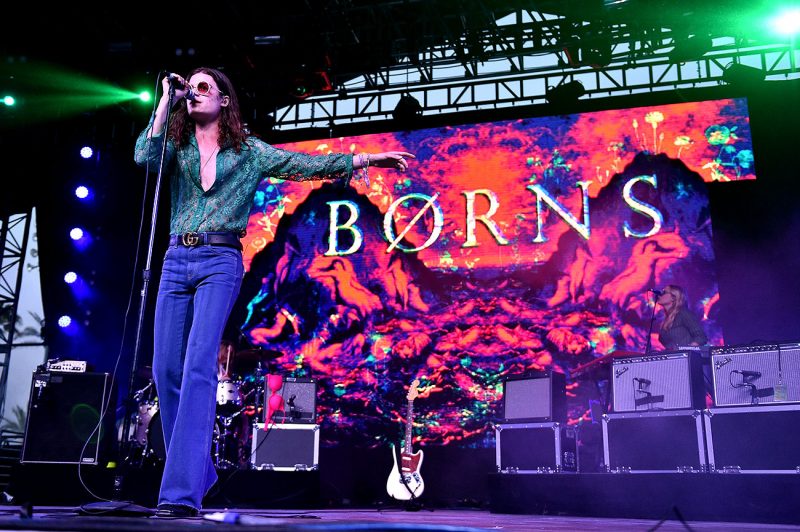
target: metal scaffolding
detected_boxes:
[263,3,799,131]
[0,209,34,418]
[273,41,798,130]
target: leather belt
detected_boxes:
[169,232,242,250]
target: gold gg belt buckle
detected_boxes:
[181,232,200,246]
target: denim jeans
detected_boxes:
[152,243,244,510]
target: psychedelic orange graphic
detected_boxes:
[234,98,754,448]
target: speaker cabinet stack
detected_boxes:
[704,403,800,473]
[611,351,705,412]
[602,409,707,473]
[21,371,115,465]
[251,423,320,471]
[495,422,578,473]
[711,342,800,406]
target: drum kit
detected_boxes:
[122,346,282,469]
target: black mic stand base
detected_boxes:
[79,500,154,517]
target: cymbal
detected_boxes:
[235,347,283,361]
[137,366,153,380]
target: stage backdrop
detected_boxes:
[234,98,755,448]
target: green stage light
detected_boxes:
[770,7,800,36]
[0,61,148,128]
[2,95,14,106]
[138,91,152,103]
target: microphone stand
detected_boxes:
[644,294,659,355]
[83,82,177,515]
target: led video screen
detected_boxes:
[237,98,755,448]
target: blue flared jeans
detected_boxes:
[152,243,244,510]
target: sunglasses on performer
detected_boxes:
[190,81,225,96]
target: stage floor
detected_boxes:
[0,507,796,532]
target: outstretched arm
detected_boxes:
[354,152,415,172]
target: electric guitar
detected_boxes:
[386,379,424,500]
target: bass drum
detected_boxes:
[146,411,167,461]
[146,412,227,465]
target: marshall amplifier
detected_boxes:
[711,342,800,407]
[611,351,705,412]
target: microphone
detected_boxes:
[648,288,663,296]
[633,377,651,385]
[734,370,762,379]
[168,74,195,100]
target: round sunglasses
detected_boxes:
[189,80,225,96]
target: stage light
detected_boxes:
[583,39,612,68]
[64,271,78,284]
[70,227,85,240]
[80,146,93,159]
[668,35,713,63]
[138,91,152,103]
[770,7,800,36]
[722,63,766,85]
[58,315,73,328]
[545,81,586,106]
[2,95,14,106]
[293,83,311,99]
[75,185,90,199]
[392,94,423,124]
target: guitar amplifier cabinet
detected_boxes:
[261,377,318,424]
[711,342,800,406]
[21,371,115,465]
[495,422,578,473]
[611,351,705,412]
[251,423,319,471]
[602,409,706,473]
[704,404,800,473]
[501,371,566,423]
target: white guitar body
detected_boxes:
[386,443,425,500]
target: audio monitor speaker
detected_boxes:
[711,342,800,406]
[21,371,115,464]
[501,371,566,423]
[611,351,705,412]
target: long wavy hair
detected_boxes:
[166,67,248,153]
[660,284,687,331]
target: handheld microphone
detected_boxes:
[633,377,651,385]
[168,74,195,101]
[648,288,664,296]
[734,370,762,379]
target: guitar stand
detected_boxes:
[402,498,424,512]
[398,473,428,512]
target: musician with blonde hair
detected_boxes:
[656,284,708,350]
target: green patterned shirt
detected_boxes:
[134,125,353,235]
